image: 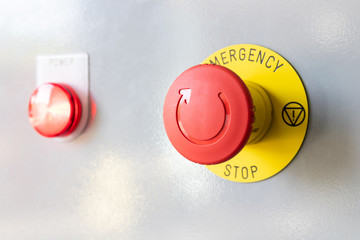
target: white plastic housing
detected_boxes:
[36,53,89,141]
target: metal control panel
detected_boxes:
[1,1,360,239]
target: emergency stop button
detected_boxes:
[28,83,82,137]
[163,64,255,165]
[166,44,309,182]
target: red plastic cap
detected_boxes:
[28,83,82,137]
[163,64,254,165]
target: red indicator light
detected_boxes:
[163,65,254,165]
[28,83,82,137]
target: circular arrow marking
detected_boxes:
[176,88,230,145]
[163,64,254,165]
[282,102,306,127]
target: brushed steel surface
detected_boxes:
[1,0,360,239]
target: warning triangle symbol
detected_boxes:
[285,108,304,125]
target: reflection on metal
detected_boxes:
[78,150,145,233]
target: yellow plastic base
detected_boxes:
[246,82,272,144]
[202,44,309,183]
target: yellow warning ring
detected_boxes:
[202,44,309,183]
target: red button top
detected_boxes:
[28,83,82,137]
[163,64,254,165]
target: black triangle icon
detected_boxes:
[285,108,304,126]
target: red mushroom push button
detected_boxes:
[164,44,309,183]
[163,64,272,165]
[164,65,253,165]
[29,83,82,137]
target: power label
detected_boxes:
[202,44,309,183]
[36,53,89,141]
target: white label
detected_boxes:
[36,53,89,141]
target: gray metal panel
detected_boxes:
[0,0,359,239]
